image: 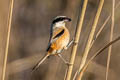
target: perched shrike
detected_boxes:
[32,16,74,72]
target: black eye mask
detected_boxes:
[52,17,71,24]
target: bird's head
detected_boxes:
[52,16,71,28]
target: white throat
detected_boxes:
[54,22,65,28]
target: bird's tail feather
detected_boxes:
[32,53,49,72]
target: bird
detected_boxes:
[32,16,73,72]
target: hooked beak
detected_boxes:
[64,17,72,22]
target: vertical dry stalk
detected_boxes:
[64,0,88,80]
[105,0,115,80]
[77,0,104,80]
[1,0,14,80]
[78,0,104,73]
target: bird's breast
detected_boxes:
[52,28,70,50]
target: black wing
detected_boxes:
[46,24,53,51]
[53,29,64,39]
[46,29,65,51]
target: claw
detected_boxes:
[65,62,73,66]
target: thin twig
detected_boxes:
[64,0,88,80]
[106,0,115,80]
[78,36,120,79]
[1,0,14,80]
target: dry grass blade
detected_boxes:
[91,0,120,48]
[78,36,120,79]
[76,0,104,80]
[90,16,110,47]
[106,0,115,80]
[77,0,104,80]
[64,0,88,80]
[73,2,120,80]
[1,0,14,80]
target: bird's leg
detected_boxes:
[64,38,75,50]
[57,54,72,66]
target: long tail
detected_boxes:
[32,53,49,72]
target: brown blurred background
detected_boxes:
[0,0,120,80]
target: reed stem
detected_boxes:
[1,0,14,80]
[106,0,115,80]
[77,0,104,80]
[64,0,88,80]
